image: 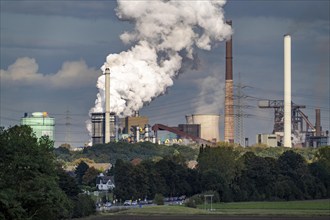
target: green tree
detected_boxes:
[276,150,316,200]
[75,161,89,185]
[57,166,81,198]
[113,159,136,200]
[0,126,72,219]
[309,146,330,198]
[72,194,96,218]
[153,193,164,205]
[82,167,100,187]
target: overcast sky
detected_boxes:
[1,0,329,147]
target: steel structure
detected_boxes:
[258,100,313,134]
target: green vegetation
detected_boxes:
[199,199,330,210]
[111,145,329,203]
[197,199,330,216]
[55,142,198,164]
[153,193,165,205]
[98,200,330,217]
[117,205,210,215]
[55,142,324,166]
[0,126,95,219]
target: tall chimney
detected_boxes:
[284,35,292,147]
[105,68,111,143]
[224,20,234,143]
[315,108,321,136]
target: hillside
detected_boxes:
[55,141,326,166]
[55,142,199,164]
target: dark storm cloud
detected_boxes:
[0,0,118,19]
[225,0,329,21]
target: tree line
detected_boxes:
[0,126,95,219]
[113,145,330,203]
[55,141,198,164]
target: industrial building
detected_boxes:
[256,134,279,147]
[89,31,328,148]
[258,101,328,147]
[20,112,55,141]
[256,36,328,148]
[91,112,117,145]
[91,111,151,145]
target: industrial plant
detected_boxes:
[256,35,328,148]
[89,26,328,148]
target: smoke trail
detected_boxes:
[88,0,232,125]
[194,72,225,114]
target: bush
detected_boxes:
[185,199,197,208]
[72,194,96,218]
[153,193,164,205]
[185,194,203,208]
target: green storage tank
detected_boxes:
[21,112,55,141]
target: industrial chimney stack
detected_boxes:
[283,35,292,147]
[224,20,234,143]
[315,108,321,136]
[105,67,111,143]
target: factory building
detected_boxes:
[122,115,149,134]
[21,112,55,141]
[178,124,201,138]
[91,112,117,145]
[256,134,279,147]
[91,111,151,145]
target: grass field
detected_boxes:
[95,199,330,217]
[198,199,330,210]
[196,199,330,216]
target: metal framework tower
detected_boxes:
[258,100,315,136]
[65,109,71,146]
[234,73,245,146]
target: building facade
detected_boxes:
[21,112,55,141]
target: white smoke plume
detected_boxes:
[88,0,232,128]
[194,72,225,114]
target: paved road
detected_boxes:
[84,215,330,220]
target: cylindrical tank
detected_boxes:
[186,114,220,142]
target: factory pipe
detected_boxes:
[105,68,111,143]
[224,20,234,143]
[284,35,292,147]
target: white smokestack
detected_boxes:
[88,1,232,136]
[284,35,292,148]
[104,67,111,143]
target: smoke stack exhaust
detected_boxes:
[224,20,234,143]
[284,35,292,147]
[105,67,111,143]
[225,20,233,81]
[315,108,321,136]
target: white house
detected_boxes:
[96,173,115,191]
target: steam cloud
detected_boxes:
[89,0,232,118]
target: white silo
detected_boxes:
[186,114,220,142]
